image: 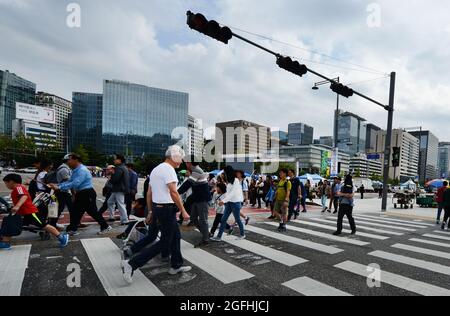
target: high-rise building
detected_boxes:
[272,130,288,145]
[216,120,271,156]
[409,131,439,182]
[337,112,367,157]
[35,92,72,150]
[319,136,334,147]
[349,153,383,178]
[188,115,204,159]
[438,142,450,179]
[71,92,103,151]
[71,81,189,158]
[0,70,36,135]
[288,123,314,145]
[374,129,420,182]
[366,123,382,152]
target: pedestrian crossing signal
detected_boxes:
[276,56,308,77]
[187,11,233,44]
[330,83,354,98]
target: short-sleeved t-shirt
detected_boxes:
[11,185,38,215]
[276,179,292,201]
[149,163,179,204]
[36,171,47,191]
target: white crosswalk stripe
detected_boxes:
[264,222,370,246]
[311,218,404,236]
[327,217,416,232]
[245,225,343,255]
[221,235,307,267]
[291,220,389,240]
[282,277,352,296]
[359,215,434,227]
[409,238,450,249]
[180,240,254,284]
[391,243,450,260]
[0,245,31,296]
[423,234,450,241]
[432,230,450,235]
[81,238,164,296]
[369,250,450,276]
[335,261,450,296]
[353,215,428,228]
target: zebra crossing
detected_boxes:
[2,213,450,296]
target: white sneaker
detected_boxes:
[98,226,113,235]
[122,260,134,284]
[236,235,246,240]
[169,266,192,275]
[210,236,222,242]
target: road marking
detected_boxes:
[392,244,450,260]
[432,230,450,235]
[335,261,450,296]
[81,238,163,296]
[282,277,352,296]
[264,222,370,246]
[0,245,31,296]
[358,214,433,227]
[369,250,450,276]
[245,225,343,255]
[291,220,389,240]
[423,234,450,241]
[409,238,450,249]
[221,235,307,267]
[327,218,416,232]
[311,218,403,236]
[180,240,254,284]
[354,215,428,228]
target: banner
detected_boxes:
[331,148,339,177]
[16,102,56,124]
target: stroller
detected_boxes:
[22,191,58,241]
[122,215,149,248]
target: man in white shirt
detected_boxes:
[122,145,191,284]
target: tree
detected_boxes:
[73,145,89,164]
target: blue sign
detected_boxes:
[367,154,381,160]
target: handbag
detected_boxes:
[0,213,23,237]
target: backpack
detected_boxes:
[44,171,58,185]
[0,213,23,237]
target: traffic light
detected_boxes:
[392,147,401,167]
[186,11,233,44]
[276,56,308,77]
[330,83,354,98]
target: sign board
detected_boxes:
[16,102,56,124]
[367,153,381,160]
[330,148,339,177]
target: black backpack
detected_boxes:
[0,213,23,237]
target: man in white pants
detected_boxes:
[107,154,130,225]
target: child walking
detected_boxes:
[210,182,231,237]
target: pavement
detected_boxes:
[1,175,449,297]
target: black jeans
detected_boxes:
[129,205,183,270]
[125,193,136,217]
[330,197,340,212]
[67,189,108,232]
[443,207,450,227]
[49,191,74,228]
[288,195,299,219]
[210,214,231,235]
[337,203,356,233]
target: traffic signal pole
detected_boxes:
[381,72,396,211]
[187,11,396,211]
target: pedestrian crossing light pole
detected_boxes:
[186,11,396,211]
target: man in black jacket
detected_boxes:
[107,154,130,225]
[178,158,211,248]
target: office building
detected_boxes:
[409,130,439,182]
[272,130,289,146]
[36,92,72,150]
[188,115,204,159]
[438,142,450,179]
[216,120,271,156]
[374,129,420,182]
[288,123,314,145]
[366,123,382,152]
[0,70,36,135]
[349,153,383,178]
[337,112,367,157]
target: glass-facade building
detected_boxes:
[288,123,314,145]
[337,112,367,157]
[71,92,103,150]
[410,131,439,182]
[0,70,36,135]
[438,142,450,179]
[102,80,188,157]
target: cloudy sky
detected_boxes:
[1,0,450,140]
